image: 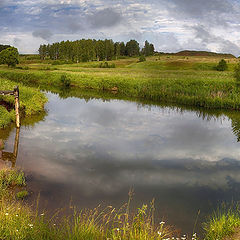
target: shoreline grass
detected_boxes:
[0,168,181,240]
[0,56,240,111]
[0,78,47,128]
[203,205,240,240]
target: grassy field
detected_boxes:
[0,78,47,128]
[0,55,239,111]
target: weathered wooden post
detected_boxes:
[14,86,20,128]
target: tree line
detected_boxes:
[38,39,155,62]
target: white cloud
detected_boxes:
[1,0,240,54]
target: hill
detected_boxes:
[175,50,235,58]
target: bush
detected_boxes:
[99,62,116,68]
[216,59,228,71]
[60,74,71,87]
[16,190,29,200]
[0,47,19,67]
[139,55,146,62]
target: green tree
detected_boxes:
[119,42,126,56]
[149,43,154,55]
[114,42,121,59]
[142,41,155,56]
[0,47,19,67]
[216,59,228,71]
[126,40,140,57]
[0,44,11,53]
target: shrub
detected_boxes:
[139,55,146,62]
[16,190,29,200]
[99,62,116,68]
[216,59,228,71]
[60,74,71,87]
[0,47,19,67]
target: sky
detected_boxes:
[1,0,240,55]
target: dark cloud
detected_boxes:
[32,29,53,40]
[88,8,122,28]
[169,0,234,18]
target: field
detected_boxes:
[0,55,239,113]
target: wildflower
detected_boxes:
[157,231,162,235]
[160,221,165,225]
[16,214,18,217]
[5,213,9,216]
[116,228,120,231]
[28,224,33,228]
[40,213,44,216]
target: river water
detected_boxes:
[2,91,240,234]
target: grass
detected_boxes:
[0,168,180,240]
[0,106,15,128]
[0,55,239,111]
[0,78,47,128]
[203,205,240,240]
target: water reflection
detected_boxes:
[3,91,240,234]
[0,127,19,168]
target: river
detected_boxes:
[2,91,240,234]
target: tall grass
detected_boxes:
[0,78,47,128]
[0,169,178,240]
[203,205,240,240]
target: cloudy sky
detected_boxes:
[1,0,240,55]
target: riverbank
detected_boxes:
[0,78,47,128]
[203,207,240,240]
[0,168,179,240]
[2,168,239,240]
[0,55,239,111]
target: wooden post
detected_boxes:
[14,86,20,128]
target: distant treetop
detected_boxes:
[38,39,155,62]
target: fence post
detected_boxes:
[14,86,20,128]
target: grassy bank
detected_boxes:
[0,56,239,110]
[0,78,47,128]
[0,168,182,240]
[203,206,240,240]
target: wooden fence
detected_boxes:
[0,86,20,128]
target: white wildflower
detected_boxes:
[5,213,9,216]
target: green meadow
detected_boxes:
[0,55,240,115]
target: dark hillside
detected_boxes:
[175,50,235,58]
